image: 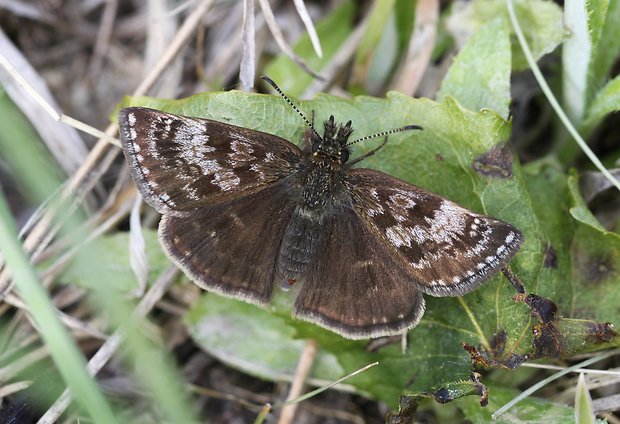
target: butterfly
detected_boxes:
[117,77,522,339]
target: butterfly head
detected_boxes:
[311,115,353,164]
[260,75,423,167]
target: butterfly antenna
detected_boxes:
[346,124,423,146]
[261,76,322,139]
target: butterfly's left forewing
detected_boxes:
[119,107,303,216]
[346,169,523,296]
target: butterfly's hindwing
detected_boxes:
[294,203,425,339]
[159,179,298,304]
[119,107,303,216]
[346,169,523,296]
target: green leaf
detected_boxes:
[262,1,354,96]
[562,0,592,122]
[60,230,169,292]
[447,0,565,71]
[563,0,620,127]
[566,171,620,324]
[522,163,620,349]
[353,0,396,71]
[394,0,416,57]
[583,75,620,132]
[116,89,618,410]
[0,87,64,203]
[575,373,595,424]
[588,0,620,106]
[185,295,346,385]
[438,18,511,119]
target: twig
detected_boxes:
[302,13,368,98]
[88,0,118,77]
[278,339,318,424]
[293,0,322,58]
[240,0,256,91]
[257,0,323,80]
[391,0,438,94]
[501,266,525,294]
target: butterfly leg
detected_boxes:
[347,136,388,166]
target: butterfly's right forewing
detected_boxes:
[118,107,303,216]
[346,169,522,297]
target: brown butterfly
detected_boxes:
[118,77,522,339]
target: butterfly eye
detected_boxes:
[312,142,319,154]
[340,148,349,164]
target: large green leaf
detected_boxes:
[112,89,603,406]
[107,75,620,416]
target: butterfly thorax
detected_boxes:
[299,159,346,211]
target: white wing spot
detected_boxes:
[213,171,241,191]
[176,123,216,170]
[182,181,200,200]
[387,201,467,247]
[366,189,384,217]
[250,163,266,180]
[229,139,255,162]
[386,225,411,248]
[464,224,494,258]
[163,117,173,132]
[127,112,136,125]
[388,190,418,221]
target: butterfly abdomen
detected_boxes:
[277,207,323,281]
[277,159,344,282]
